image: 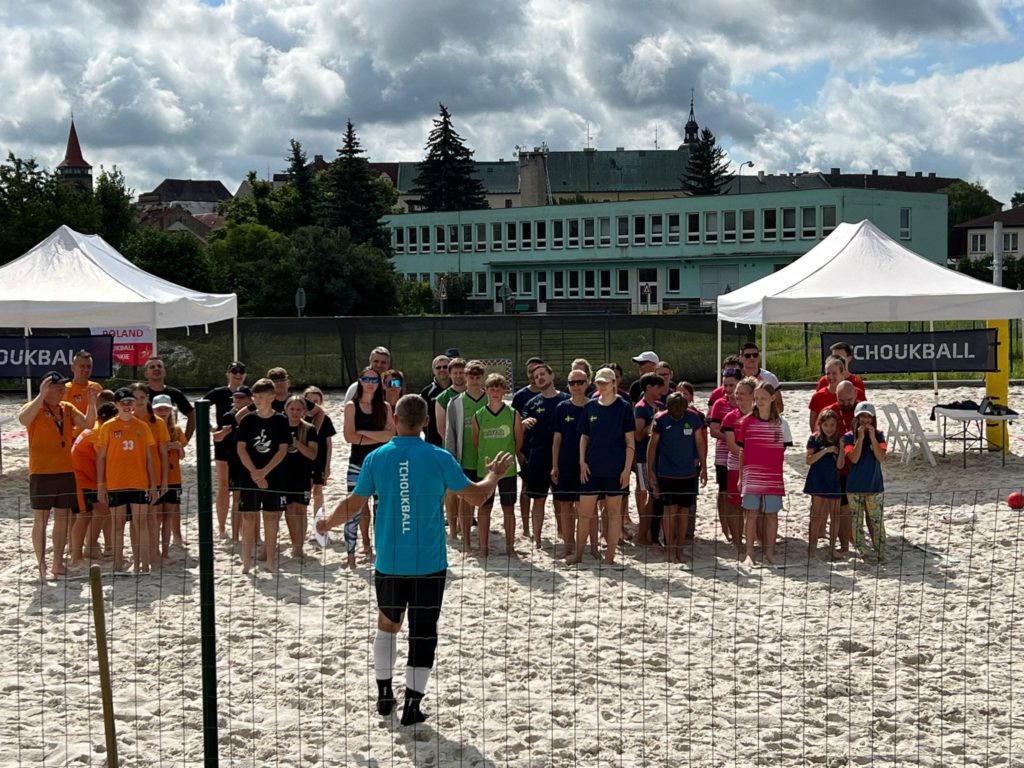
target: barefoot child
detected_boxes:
[282,395,318,560]
[551,370,599,560]
[235,378,291,574]
[844,402,887,562]
[804,409,845,559]
[153,394,188,561]
[471,374,522,557]
[735,381,792,567]
[303,386,335,514]
[647,392,707,565]
[722,377,756,553]
[708,367,741,543]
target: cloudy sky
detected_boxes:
[2,0,1023,203]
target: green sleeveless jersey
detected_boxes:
[475,403,517,478]
[460,391,487,471]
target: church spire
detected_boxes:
[683,89,699,146]
[57,118,93,192]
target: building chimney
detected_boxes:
[914,171,922,177]
[830,167,840,175]
[928,172,936,178]
[871,169,878,175]
[757,170,765,181]
[897,171,906,177]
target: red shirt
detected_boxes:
[816,373,865,396]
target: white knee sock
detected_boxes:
[374,630,397,681]
[406,666,432,694]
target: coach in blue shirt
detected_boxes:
[319,394,512,726]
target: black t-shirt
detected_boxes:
[313,414,336,473]
[420,380,446,446]
[217,408,241,466]
[148,384,194,416]
[235,412,291,488]
[281,421,319,492]
[204,386,237,422]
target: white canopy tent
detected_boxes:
[715,219,1024,379]
[0,226,238,388]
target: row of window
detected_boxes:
[404,267,690,300]
[970,232,1019,253]
[392,205,912,254]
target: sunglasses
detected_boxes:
[386,379,403,388]
[360,376,380,384]
[229,368,245,374]
[568,380,588,386]
[434,365,449,370]
[722,368,742,378]
[742,352,760,359]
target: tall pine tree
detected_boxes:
[681,127,733,196]
[410,104,488,211]
[320,120,390,251]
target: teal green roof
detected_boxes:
[546,149,692,194]
[396,160,519,195]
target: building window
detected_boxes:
[704,211,718,243]
[420,273,430,283]
[521,221,532,249]
[568,270,580,297]
[553,270,565,297]
[822,206,837,237]
[633,215,647,246]
[686,213,700,244]
[971,233,987,253]
[741,210,755,242]
[506,222,517,250]
[420,226,431,250]
[801,207,816,239]
[781,208,796,240]
[899,208,911,240]
[599,216,611,246]
[491,223,502,251]
[462,224,472,252]
[535,220,547,248]
[650,214,664,245]
[435,225,446,252]
[762,209,777,241]
[617,216,629,246]
[447,224,459,252]
[599,269,611,297]
[568,219,580,248]
[406,273,416,282]
[583,269,596,297]
[581,217,594,247]
[667,267,680,293]
[506,271,518,293]
[504,199,513,208]
[475,272,487,295]
[407,227,418,253]
[1005,232,1019,252]
[521,271,533,294]
[475,223,486,251]
[668,213,680,244]
[616,269,629,294]
[552,220,564,248]
[722,211,736,243]
[395,228,405,254]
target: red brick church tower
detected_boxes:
[56,118,92,191]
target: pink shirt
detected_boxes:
[721,408,744,471]
[709,397,734,467]
[734,414,793,496]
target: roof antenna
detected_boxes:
[654,125,659,150]
[585,123,592,150]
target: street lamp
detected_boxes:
[736,160,754,194]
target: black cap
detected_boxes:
[232,385,253,398]
[445,347,460,357]
[41,370,68,385]
[228,361,246,373]
[113,387,136,402]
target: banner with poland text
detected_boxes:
[90,326,154,367]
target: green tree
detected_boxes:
[206,223,296,314]
[0,153,54,261]
[681,127,733,196]
[121,227,215,292]
[1011,190,1024,209]
[319,120,391,251]
[285,139,318,228]
[94,166,136,249]
[410,104,488,212]
[942,180,1001,227]
[398,279,436,314]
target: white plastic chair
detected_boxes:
[879,404,910,456]
[903,407,942,466]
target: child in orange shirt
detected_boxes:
[131,383,169,569]
[97,388,157,573]
[153,394,188,560]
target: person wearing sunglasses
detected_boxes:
[342,366,396,568]
[551,371,599,560]
[419,355,451,447]
[204,361,248,537]
[740,343,784,413]
[383,369,406,412]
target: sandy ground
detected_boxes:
[1,384,1023,767]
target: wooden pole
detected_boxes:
[89,564,118,767]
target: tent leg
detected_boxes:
[716,320,722,385]
[929,320,938,402]
[233,316,239,362]
[24,327,31,401]
[761,324,767,366]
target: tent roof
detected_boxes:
[717,220,1024,324]
[0,226,237,329]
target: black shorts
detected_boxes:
[214,441,230,463]
[78,488,100,514]
[228,465,245,491]
[239,488,286,513]
[580,474,628,497]
[525,457,553,498]
[840,474,849,507]
[283,489,311,507]
[553,470,581,503]
[29,473,77,511]
[157,486,182,506]
[374,569,447,625]
[657,476,698,508]
[715,464,728,491]
[485,475,517,507]
[312,468,326,486]
[108,489,149,509]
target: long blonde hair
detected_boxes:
[753,381,780,422]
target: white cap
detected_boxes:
[631,351,659,365]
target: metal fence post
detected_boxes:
[194,400,219,766]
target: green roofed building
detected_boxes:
[385,186,948,315]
